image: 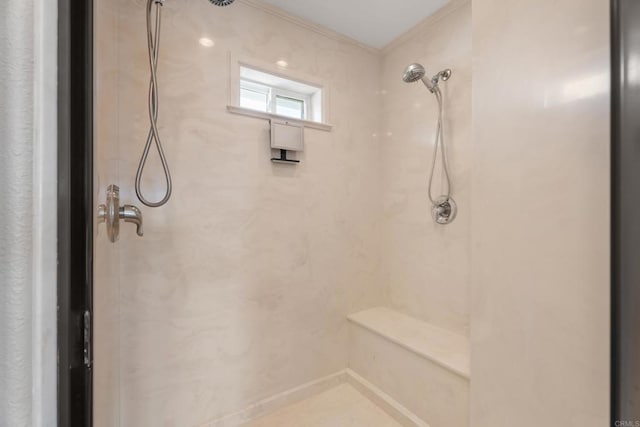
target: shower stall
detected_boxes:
[62,0,614,425]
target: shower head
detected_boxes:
[208,0,235,5]
[402,63,452,94]
[402,62,436,92]
[402,63,426,83]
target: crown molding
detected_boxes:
[380,0,470,56]
[237,0,380,55]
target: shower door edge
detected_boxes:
[611,0,640,422]
[57,0,94,425]
[611,0,620,421]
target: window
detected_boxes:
[239,82,269,112]
[238,65,323,122]
[275,96,304,119]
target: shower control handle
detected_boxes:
[120,205,144,237]
[97,185,144,242]
[432,196,458,225]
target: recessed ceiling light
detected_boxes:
[276,60,288,68]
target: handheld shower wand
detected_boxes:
[136,0,235,208]
[402,62,456,224]
[402,63,451,93]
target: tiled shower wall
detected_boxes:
[471,0,610,425]
[94,0,611,425]
[94,0,121,424]
[380,0,471,336]
[95,0,385,425]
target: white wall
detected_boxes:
[380,0,471,336]
[0,0,57,425]
[0,3,35,423]
[471,0,610,425]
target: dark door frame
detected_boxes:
[57,0,94,425]
[611,0,640,423]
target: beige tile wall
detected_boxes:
[98,0,385,425]
[94,0,611,425]
[380,0,472,336]
[94,0,122,424]
[470,0,610,425]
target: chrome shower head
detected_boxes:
[402,63,452,93]
[402,63,426,83]
[402,62,436,92]
[208,0,235,5]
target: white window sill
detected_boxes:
[226,105,333,132]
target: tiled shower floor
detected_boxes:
[240,383,402,427]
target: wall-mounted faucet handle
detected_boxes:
[120,205,143,237]
[97,185,144,242]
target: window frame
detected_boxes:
[239,79,270,112]
[273,91,309,120]
[227,53,333,132]
[239,78,312,120]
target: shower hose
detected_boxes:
[427,87,452,204]
[135,0,172,208]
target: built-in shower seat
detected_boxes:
[348,307,470,427]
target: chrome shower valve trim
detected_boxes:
[98,185,144,242]
[432,196,457,225]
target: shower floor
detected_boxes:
[240,383,402,427]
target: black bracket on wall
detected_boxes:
[271,149,300,164]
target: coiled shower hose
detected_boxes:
[427,86,452,204]
[135,0,172,207]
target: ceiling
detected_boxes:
[259,0,449,49]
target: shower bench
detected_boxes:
[347,307,470,427]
